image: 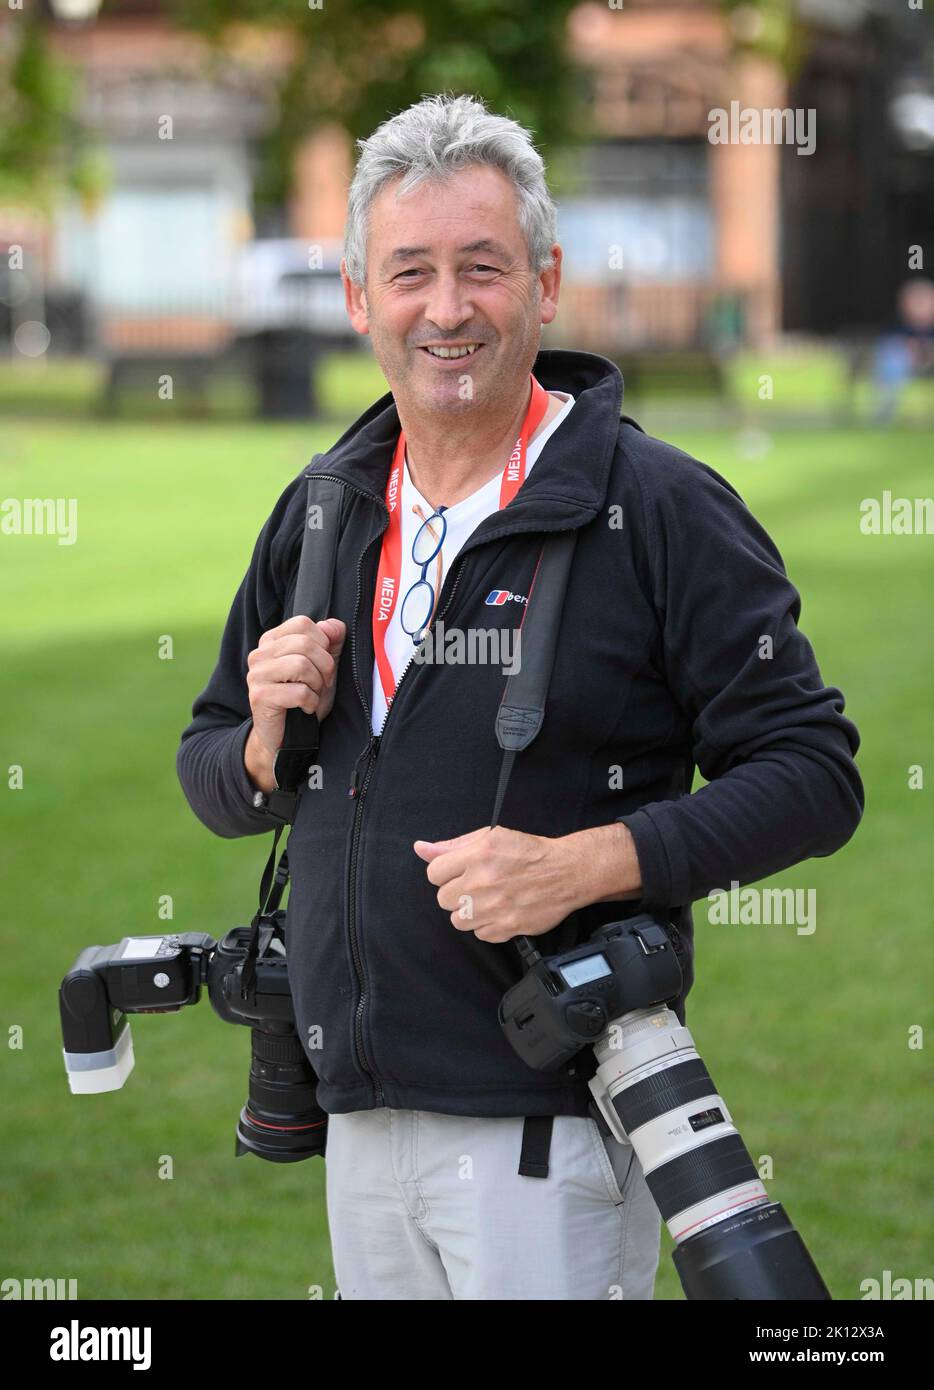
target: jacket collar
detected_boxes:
[306,348,626,543]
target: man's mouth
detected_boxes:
[417,343,485,362]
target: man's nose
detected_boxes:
[422,271,476,332]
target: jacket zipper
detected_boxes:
[349,553,469,1103]
[309,473,388,1101]
[312,471,471,1103]
[347,554,470,1097]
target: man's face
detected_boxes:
[342,163,561,417]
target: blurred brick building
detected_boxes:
[1,0,929,366]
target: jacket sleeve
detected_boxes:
[616,438,864,912]
[175,473,306,839]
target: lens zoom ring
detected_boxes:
[252,1030,306,1063]
[613,1058,716,1134]
[644,1134,760,1222]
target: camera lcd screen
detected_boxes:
[120,938,164,960]
[558,953,612,988]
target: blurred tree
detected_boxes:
[718,0,810,74]
[170,0,580,213]
[0,12,110,214]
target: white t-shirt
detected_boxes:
[370,390,575,734]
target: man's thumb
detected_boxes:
[318,617,347,657]
[413,826,491,861]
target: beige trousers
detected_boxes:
[325,1108,662,1300]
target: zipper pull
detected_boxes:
[348,735,379,798]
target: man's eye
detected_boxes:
[396,266,498,278]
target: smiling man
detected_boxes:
[350,162,567,513]
[177,93,863,1300]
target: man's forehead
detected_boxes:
[370,167,523,268]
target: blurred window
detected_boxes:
[558,139,713,283]
[94,181,235,310]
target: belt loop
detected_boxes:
[518,1114,554,1178]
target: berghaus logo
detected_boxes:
[485,589,528,607]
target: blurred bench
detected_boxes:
[613,349,726,398]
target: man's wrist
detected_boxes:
[244,726,277,796]
[559,822,643,910]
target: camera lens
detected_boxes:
[235,1028,328,1162]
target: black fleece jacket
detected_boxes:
[176,349,864,1118]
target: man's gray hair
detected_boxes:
[343,92,557,287]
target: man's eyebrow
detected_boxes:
[382,239,512,270]
[458,240,511,259]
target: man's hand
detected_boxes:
[413,822,642,944]
[244,615,346,793]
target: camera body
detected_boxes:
[59,913,327,1163]
[498,914,682,1071]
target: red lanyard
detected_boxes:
[372,373,550,712]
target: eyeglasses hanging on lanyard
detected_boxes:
[373,374,550,713]
[399,503,447,644]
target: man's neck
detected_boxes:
[401,390,565,510]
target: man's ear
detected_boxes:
[341,257,370,336]
[539,244,562,328]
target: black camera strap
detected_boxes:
[489,529,578,832]
[244,469,344,991]
[486,528,580,1179]
[266,471,345,824]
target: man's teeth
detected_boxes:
[424,344,480,358]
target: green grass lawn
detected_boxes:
[1,399,931,1300]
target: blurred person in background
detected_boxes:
[872,278,934,425]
